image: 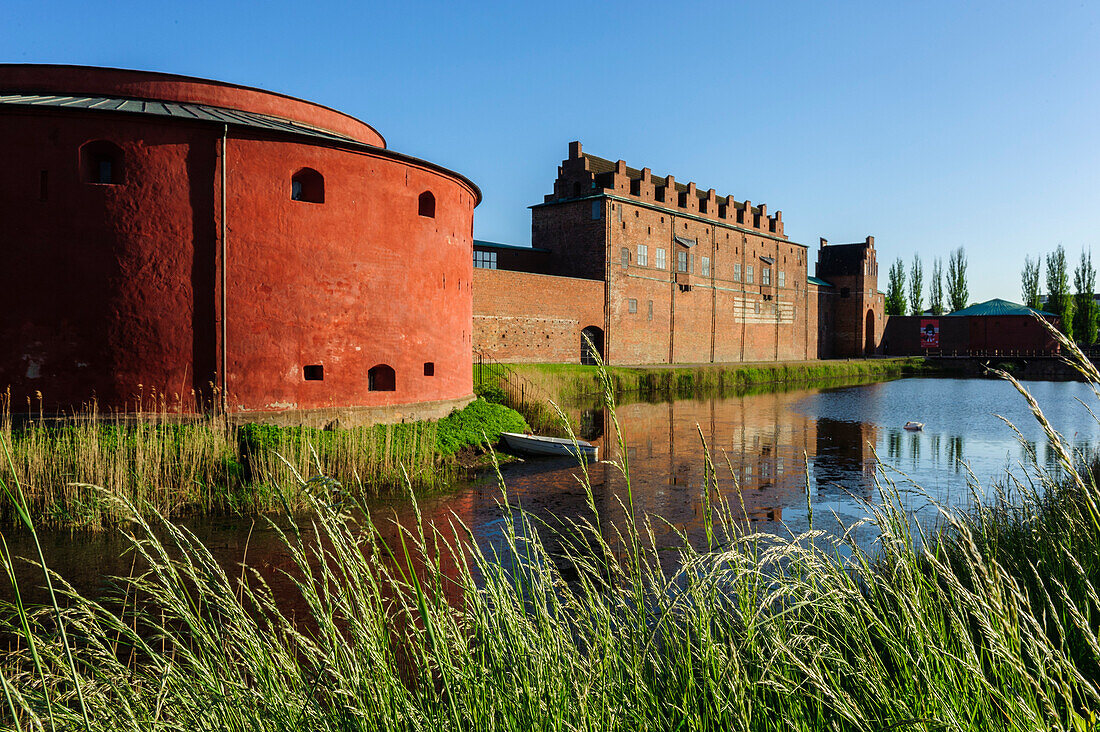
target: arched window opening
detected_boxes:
[291,168,324,203]
[580,326,604,366]
[418,190,436,218]
[80,140,124,185]
[368,364,396,392]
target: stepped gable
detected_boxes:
[581,152,761,215]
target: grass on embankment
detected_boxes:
[0,396,528,529]
[506,357,930,402]
[3,347,1100,730]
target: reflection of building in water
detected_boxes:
[595,387,844,547]
[813,417,879,495]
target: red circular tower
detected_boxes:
[0,65,479,424]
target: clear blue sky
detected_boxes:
[6,0,1099,304]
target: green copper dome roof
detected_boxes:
[946,298,1055,317]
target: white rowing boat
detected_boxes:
[903,421,924,431]
[500,432,599,461]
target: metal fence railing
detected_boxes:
[473,350,547,416]
[925,348,1062,359]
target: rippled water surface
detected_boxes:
[11,376,1100,602]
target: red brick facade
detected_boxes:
[473,142,882,364]
[472,269,603,363]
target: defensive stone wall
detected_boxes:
[472,268,604,362]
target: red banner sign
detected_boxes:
[920,319,939,348]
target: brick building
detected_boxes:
[473,142,885,364]
[881,299,1059,357]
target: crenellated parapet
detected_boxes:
[545,141,785,237]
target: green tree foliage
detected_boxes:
[930,257,945,315]
[947,247,969,312]
[908,254,924,315]
[1021,256,1041,310]
[1074,249,1097,345]
[885,258,907,316]
[1046,244,1075,340]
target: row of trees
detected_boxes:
[884,247,969,317]
[1021,245,1098,344]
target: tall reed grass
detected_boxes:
[0,393,523,529]
[1,333,1099,729]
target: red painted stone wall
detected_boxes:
[225,136,477,413]
[0,108,217,410]
[0,66,477,421]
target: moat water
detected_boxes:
[8,376,1100,605]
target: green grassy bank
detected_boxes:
[0,397,528,529]
[500,357,929,404]
[4,356,1100,730]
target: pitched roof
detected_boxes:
[582,153,762,215]
[946,298,1055,317]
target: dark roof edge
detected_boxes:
[531,193,803,248]
[474,240,548,252]
[0,63,387,148]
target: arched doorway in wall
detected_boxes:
[865,310,875,355]
[580,326,604,365]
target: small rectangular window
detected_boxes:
[746,265,754,284]
[424,362,435,376]
[778,271,786,287]
[621,247,630,268]
[762,268,771,285]
[473,251,497,269]
[656,248,667,270]
[677,251,688,273]
[734,263,741,282]
[628,298,637,313]
[637,244,648,267]
[304,364,324,381]
[701,256,710,277]
[591,200,602,220]
[647,300,653,321]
